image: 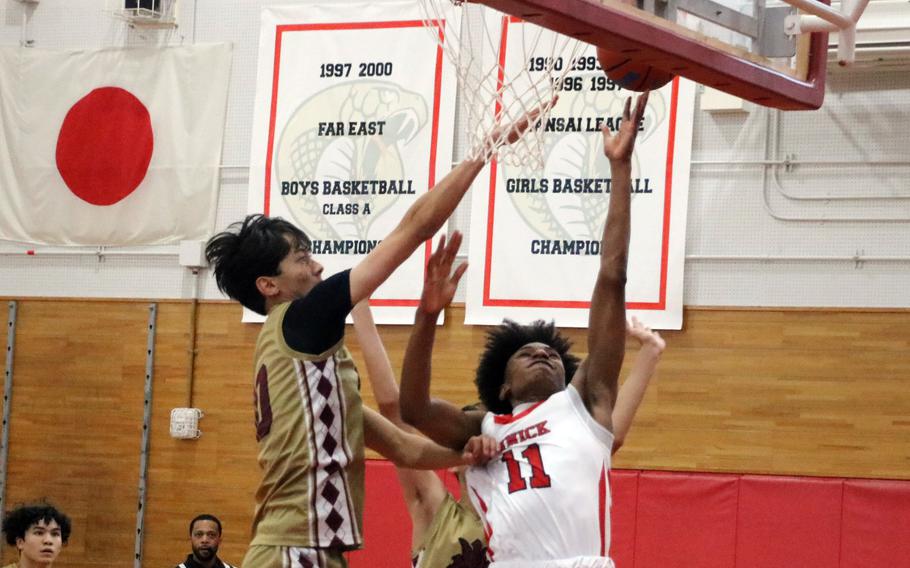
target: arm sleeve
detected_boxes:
[282,269,353,355]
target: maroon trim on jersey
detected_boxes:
[332,352,362,544]
[493,401,544,424]
[599,465,607,557]
[255,364,273,441]
[300,360,323,545]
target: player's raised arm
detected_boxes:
[351,301,450,538]
[611,317,665,453]
[573,92,650,432]
[399,233,484,450]
[349,102,550,306]
[351,300,408,422]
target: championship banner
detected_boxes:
[247,2,459,324]
[465,16,695,330]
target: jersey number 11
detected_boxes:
[503,443,552,493]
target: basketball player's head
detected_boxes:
[206,214,320,315]
[3,503,71,565]
[474,320,580,414]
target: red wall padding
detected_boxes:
[634,471,739,568]
[346,460,415,568]
[351,460,910,567]
[608,470,639,568]
[841,479,910,567]
[735,475,842,568]
[347,462,459,568]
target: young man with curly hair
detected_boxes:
[355,241,664,568]
[2,503,71,568]
[399,93,650,568]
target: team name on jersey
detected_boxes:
[498,420,551,453]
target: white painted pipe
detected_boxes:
[781,0,853,29]
[0,249,176,257]
[846,0,873,23]
[791,15,840,34]
[837,24,857,64]
[836,0,858,64]
[786,0,872,38]
[686,254,910,262]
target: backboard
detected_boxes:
[469,0,830,109]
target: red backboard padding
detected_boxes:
[736,475,843,568]
[634,471,739,568]
[609,469,639,568]
[841,479,910,567]
[351,460,910,568]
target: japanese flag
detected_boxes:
[0,44,232,246]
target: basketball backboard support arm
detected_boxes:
[470,0,829,110]
[785,0,872,65]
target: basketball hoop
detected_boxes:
[419,1,582,168]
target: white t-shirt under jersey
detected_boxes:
[466,385,615,568]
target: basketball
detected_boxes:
[596,47,674,92]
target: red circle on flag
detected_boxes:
[56,87,154,206]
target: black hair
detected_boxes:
[189,514,222,536]
[205,214,311,315]
[3,503,72,545]
[474,320,580,414]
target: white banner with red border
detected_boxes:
[465,17,695,330]
[247,2,459,323]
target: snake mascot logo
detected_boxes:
[501,86,668,243]
[275,80,429,243]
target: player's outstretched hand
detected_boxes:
[462,434,498,466]
[626,316,665,354]
[602,91,649,164]
[419,231,467,315]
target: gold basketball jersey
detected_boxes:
[250,301,365,550]
[413,493,488,568]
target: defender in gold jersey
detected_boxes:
[206,107,542,568]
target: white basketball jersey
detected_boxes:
[465,385,615,567]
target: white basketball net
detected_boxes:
[418,0,585,169]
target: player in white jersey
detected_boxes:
[466,382,614,567]
[399,93,650,567]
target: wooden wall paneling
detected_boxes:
[141,300,204,567]
[611,309,910,478]
[346,306,910,480]
[1,299,908,567]
[0,299,10,562]
[0,300,152,567]
[142,301,261,568]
